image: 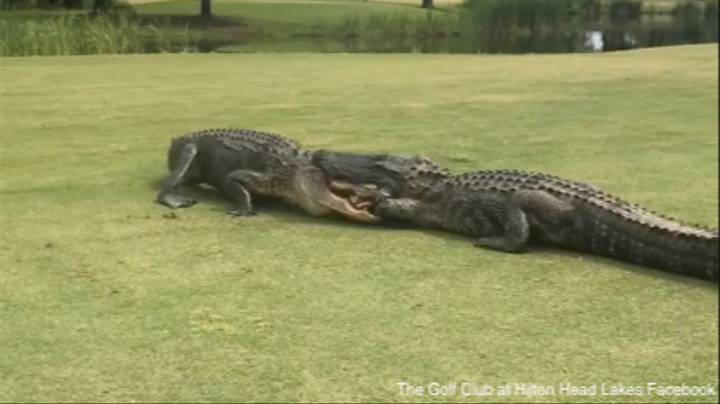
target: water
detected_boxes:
[203,0,718,54]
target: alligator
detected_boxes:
[313,150,719,282]
[156,129,377,222]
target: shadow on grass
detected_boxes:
[149,179,399,231]
[138,14,247,29]
[532,246,718,289]
[148,178,717,287]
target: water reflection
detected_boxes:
[585,31,603,51]
[207,0,718,54]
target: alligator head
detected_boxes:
[292,163,381,223]
[311,150,451,201]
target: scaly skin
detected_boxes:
[313,151,719,282]
[156,129,377,222]
[312,150,450,199]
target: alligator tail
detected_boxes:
[570,203,719,282]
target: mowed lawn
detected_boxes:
[130,0,463,52]
[133,0,446,23]
[1,45,718,402]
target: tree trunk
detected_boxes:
[421,0,433,9]
[62,0,83,8]
[93,0,110,13]
[201,0,211,17]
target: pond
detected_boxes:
[204,0,718,54]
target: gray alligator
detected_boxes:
[156,129,377,222]
[314,151,719,282]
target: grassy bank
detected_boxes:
[1,45,718,402]
[133,0,455,42]
[3,0,717,55]
[0,0,456,55]
[0,13,197,56]
[132,0,446,28]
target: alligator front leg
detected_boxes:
[157,143,198,209]
[222,169,270,216]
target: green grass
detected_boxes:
[134,0,435,23]
[0,12,198,56]
[1,0,459,55]
[1,45,718,402]
[133,0,454,37]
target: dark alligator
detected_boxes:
[156,129,377,222]
[314,150,719,282]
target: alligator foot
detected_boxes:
[157,193,197,209]
[222,170,258,218]
[227,208,256,217]
[157,143,199,208]
[474,237,525,253]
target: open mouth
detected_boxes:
[328,180,385,217]
[348,195,372,210]
[298,167,381,222]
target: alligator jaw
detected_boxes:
[327,180,392,219]
[293,170,380,223]
[320,190,380,223]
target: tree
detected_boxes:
[421,0,433,9]
[201,0,211,17]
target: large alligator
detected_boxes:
[156,129,377,222]
[314,150,719,282]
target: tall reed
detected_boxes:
[329,11,463,40]
[0,13,196,56]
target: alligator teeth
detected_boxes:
[355,201,371,210]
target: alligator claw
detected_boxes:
[157,193,196,209]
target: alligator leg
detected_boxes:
[474,190,575,252]
[156,143,198,209]
[474,206,530,252]
[222,169,269,216]
[512,190,576,243]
